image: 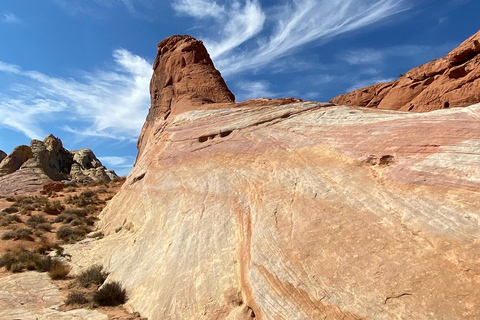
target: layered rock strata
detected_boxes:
[331,29,480,112]
[70,36,480,320]
[0,134,118,195]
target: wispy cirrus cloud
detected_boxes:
[2,13,23,24]
[339,44,455,65]
[0,50,152,141]
[172,0,411,77]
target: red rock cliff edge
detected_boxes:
[331,29,480,112]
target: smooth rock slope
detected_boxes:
[331,29,480,112]
[72,36,480,320]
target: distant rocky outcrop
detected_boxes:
[67,35,480,320]
[0,150,6,163]
[331,29,480,112]
[0,134,118,195]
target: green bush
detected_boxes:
[93,281,127,306]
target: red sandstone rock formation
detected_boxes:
[331,29,480,112]
[69,35,480,320]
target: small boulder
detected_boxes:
[43,181,66,193]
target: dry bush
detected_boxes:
[65,291,89,305]
[2,206,19,214]
[0,214,22,226]
[49,261,71,280]
[37,222,53,232]
[43,200,65,215]
[0,247,61,273]
[93,281,127,306]
[2,228,34,241]
[56,226,87,242]
[26,214,48,228]
[77,264,109,288]
[5,196,16,202]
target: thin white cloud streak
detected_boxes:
[173,0,410,77]
[0,49,152,141]
[173,0,225,18]
[235,80,275,101]
[173,0,266,61]
[340,44,455,65]
[98,155,135,176]
[347,77,396,92]
[0,98,67,139]
[0,62,21,74]
[2,13,23,24]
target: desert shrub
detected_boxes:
[93,281,127,306]
[64,186,77,193]
[56,226,86,242]
[1,228,34,241]
[54,212,77,224]
[5,196,16,202]
[77,264,109,288]
[2,206,19,214]
[65,291,89,305]
[0,247,69,275]
[26,214,48,228]
[63,208,89,218]
[0,247,54,272]
[0,214,22,226]
[70,218,85,226]
[43,200,65,215]
[86,217,97,226]
[37,222,53,232]
[48,261,71,280]
[36,241,57,254]
[66,191,101,207]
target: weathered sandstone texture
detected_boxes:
[0,150,6,163]
[0,134,118,195]
[331,29,480,112]
[69,36,480,320]
[0,271,108,320]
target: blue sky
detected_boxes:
[0,0,479,176]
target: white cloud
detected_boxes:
[173,0,225,19]
[235,80,275,101]
[347,77,396,92]
[2,13,23,24]
[0,49,152,141]
[98,155,135,176]
[340,44,454,65]
[0,97,67,139]
[0,62,21,74]
[173,0,411,77]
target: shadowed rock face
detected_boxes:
[0,150,6,163]
[0,135,119,195]
[331,29,480,112]
[69,35,480,320]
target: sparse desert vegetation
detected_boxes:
[0,178,138,319]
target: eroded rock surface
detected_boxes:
[0,135,119,196]
[69,36,480,320]
[331,29,480,112]
[0,271,108,320]
[0,150,6,163]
